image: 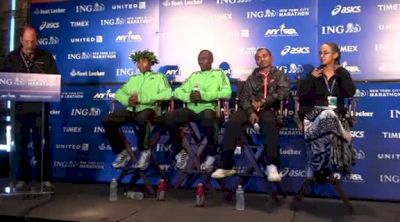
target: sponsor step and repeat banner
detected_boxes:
[29,0,400,200]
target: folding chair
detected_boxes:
[291,96,357,213]
[112,100,172,195]
[221,98,288,202]
[173,100,228,191]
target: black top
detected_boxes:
[239,66,290,115]
[0,47,59,113]
[0,47,58,74]
[297,66,356,118]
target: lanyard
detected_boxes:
[323,76,336,96]
[20,51,32,72]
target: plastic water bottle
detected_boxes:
[193,83,199,106]
[109,178,118,202]
[156,179,167,201]
[235,185,245,211]
[125,191,144,200]
[253,122,260,132]
[195,183,205,207]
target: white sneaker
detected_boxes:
[112,150,131,169]
[175,150,189,170]
[133,150,151,170]
[211,169,236,179]
[200,156,216,172]
[265,164,282,182]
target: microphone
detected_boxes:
[317,64,325,70]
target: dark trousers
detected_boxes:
[14,102,50,182]
[221,109,280,169]
[165,108,217,156]
[102,109,155,155]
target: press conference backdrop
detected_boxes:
[29,0,400,200]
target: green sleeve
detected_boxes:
[155,74,173,101]
[174,73,194,103]
[115,77,135,107]
[202,71,232,101]
[139,74,172,104]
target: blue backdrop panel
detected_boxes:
[30,0,400,200]
[31,0,159,84]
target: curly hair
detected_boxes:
[129,50,159,65]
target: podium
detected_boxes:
[0,72,61,196]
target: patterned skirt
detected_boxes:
[303,106,356,177]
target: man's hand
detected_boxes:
[252,100,262,111]
[190,91,202,103]
[248,113,259,125]
[128,93,138,106]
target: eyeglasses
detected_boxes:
[319,51,334,56]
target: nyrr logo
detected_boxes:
[93,89,115,100]
[331,5,361,16]
[70,21,89,28]
[377,153,400,160]
[389,109,400,118]
[321,23,361,35]
[278,64,304,74]
[70,108,102,116]
[246,9,277,19]
[279,167,306,178]
[115,31,142,42]
[76,3,105,13]
[264,24,298,37]
[280,46,310,56]
[340,45,358,53]
[351,131,365,138]
[98,143,112,151]
[216,0,251,4]
[341,61,361,74]
[333,173,365,183]
[39,22,60,30]
[116,68,136,76]
[38,36,59,46]
[380,174,400,183]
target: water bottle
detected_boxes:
[195,183,205,207]
[193,83,199,106]
[253,122,260,132]
[125,191,144,200]
[109,178,118,202]
[156,179,167,201]
[235,185,245,211]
